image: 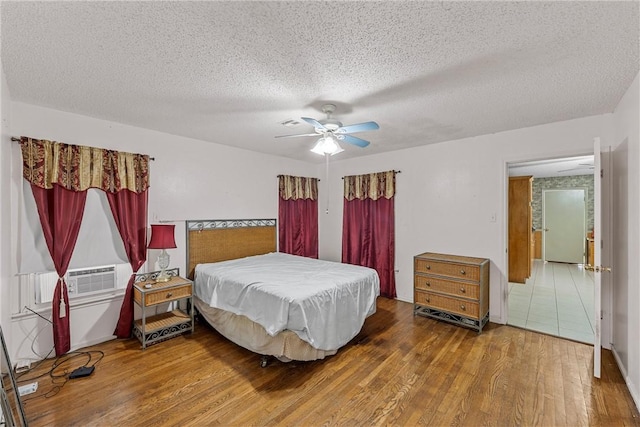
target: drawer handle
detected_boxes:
[426,281,431,287]
[426,297,430,303]
[460,269,466,275]
[166,292,173,298]
[460,304,466,311]
[426,265,431,270]
[460,287,466,293]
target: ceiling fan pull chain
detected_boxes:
[325,153,330,214]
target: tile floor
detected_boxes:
[508,260,595,344]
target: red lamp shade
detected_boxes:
[148,224,177,249]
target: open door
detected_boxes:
[592,137,602,378]
[591,135,616,378]
[591,137,614,379]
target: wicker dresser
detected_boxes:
[414,252,490,333]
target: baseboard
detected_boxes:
[490,314,505,324]
[611,345,640,413]
[70,335,116,352]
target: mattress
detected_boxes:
[194,252,380,351]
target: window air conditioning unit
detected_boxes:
[67,266,116,296]
[36,265,116,304]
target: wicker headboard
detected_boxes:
[185,219,277,279]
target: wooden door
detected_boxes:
[508,176,533,283]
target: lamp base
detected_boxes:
[155,270,171,283]
[155,249,171,282]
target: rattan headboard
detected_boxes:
[185,219,277,279]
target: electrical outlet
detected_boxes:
[18,382,38,396]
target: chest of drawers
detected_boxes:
[414,252,490,333]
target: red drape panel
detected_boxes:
[342,197,396,298]
[31,184,87,356]
[107,189,148,338]
[278,197,318,258]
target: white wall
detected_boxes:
[318,114,613,324]
[6,102,313,361]
[1,60,13,341]
[611,71,640,409]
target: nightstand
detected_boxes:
[132,268,194,349]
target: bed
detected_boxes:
[186,219,380,365]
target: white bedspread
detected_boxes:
[194,252,380,351]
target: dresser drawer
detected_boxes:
[415,290,480,318]
[414,258,480,281]
[143,284,192,306]
[414,274,480,300]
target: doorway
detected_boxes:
[507,155,595,344]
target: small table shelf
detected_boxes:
[132,269,194,349]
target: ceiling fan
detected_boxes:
[275,104,379,155]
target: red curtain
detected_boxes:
[31,184,87,356]
[278,175,318,258]
[20,137,150,352]
[278,197,318,258]
[341,170,396,298]
[107,189,148,338]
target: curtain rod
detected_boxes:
[277,175,320,181]
[341,170,401,179]
[11,136,155,161]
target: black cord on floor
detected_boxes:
[19,350,105,403]
[16,347,54,383]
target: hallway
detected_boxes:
[508,260,595,344]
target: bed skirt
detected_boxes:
[194,297,337,362]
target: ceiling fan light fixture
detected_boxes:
[311,136,344,156]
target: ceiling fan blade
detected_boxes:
[335,121,380,134]
[337,134,370,148]
[301,117,327,130]
[274,133,319,139]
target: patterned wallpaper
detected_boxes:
[531,175,594,231]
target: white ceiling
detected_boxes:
[1,1,638,163]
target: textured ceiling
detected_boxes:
[1,1,638,163]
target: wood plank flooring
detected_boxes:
[16,298,640,426]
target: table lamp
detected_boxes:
[148,224,177,282]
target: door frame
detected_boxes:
[503,149,612,351]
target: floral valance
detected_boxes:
[20,136,150,193]
[344,170,396,201]
[278,175,318,201]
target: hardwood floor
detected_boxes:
[16,298,640,426]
